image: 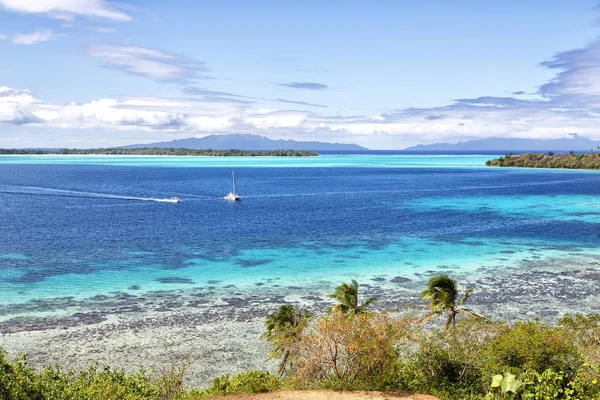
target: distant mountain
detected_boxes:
[403,134,600,152]
[121,134,367,151]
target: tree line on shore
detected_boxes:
[0,148,319,157]
[1,274,599,399]
[486,149,600,169]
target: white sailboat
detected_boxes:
[224,171,241,201]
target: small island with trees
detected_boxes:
[486,149,600,169]
[0,148,319,157]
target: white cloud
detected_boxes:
[0,86,42,124]
[55,99,188,128]
[0,86,243,132]
[540,40,600,99]
[12,29,57,45]
[187,116,235,132]
[0,0,131,21]
[4,37,600,148]
[0,33,6,40]
[244,110,310,129]
[0,86,38,104]
[2,81,600,149]
[87,45,208,82]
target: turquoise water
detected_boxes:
[1,154,600,321]
[0,154,494,168]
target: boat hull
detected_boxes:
[224,193,241,201]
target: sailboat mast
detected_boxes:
[232,171,236,195]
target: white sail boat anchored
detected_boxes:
[224,171,241,201]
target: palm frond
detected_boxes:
[458,308,483,319]
[329,280,378,316]
[357,297,378,315]
[458,288,474,306]
[362,297,378,307]
[262,304,310,340]
[421,274,458,309]
[419,310,442,325]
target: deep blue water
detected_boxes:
[1,155,600,312]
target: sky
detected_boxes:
[1,1,600,149]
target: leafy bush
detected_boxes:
[0,349,185,400]
[560,314,600,366]
[288,309,417,390]
[487,372,524,398]
[0,352,40,400]
[408,318,505,396]
[518,369,576,399]
[485,368,600,399]
[190,370,280,397]
[482,321,581,378]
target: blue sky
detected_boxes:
[1,0,599,149]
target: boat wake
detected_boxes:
[152,197,180,203]
[0,185,181,203]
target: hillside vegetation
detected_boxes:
[1,275,599,399]
[486,150,600,169]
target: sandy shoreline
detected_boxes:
[1,254,599,388]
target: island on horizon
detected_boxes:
[403,133,600,152]
[0,148,319,157]
[486,150,600,169]
[0,133,371,155]
[121,133,368,152]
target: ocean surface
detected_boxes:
[1,154,600,321]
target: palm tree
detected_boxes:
[328,279,378,316]
[420,274,480,329]
[261,304,310,375]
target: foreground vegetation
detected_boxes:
[0,148,319,157]
[486,150,600,169]
[1,275,599,399]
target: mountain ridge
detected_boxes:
[121,134,368,151]
[403,134,600,151]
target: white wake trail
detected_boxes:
[3,185,180,203]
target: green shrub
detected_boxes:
[409,318,505,395]
[518,369,576,399]
[0,349,185,400]
[559,314,600,369]
[0,352,42,400]
[287,310,416,390]
[486,372,524,399]
[482,321,581,378]
[190,370,280,397]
